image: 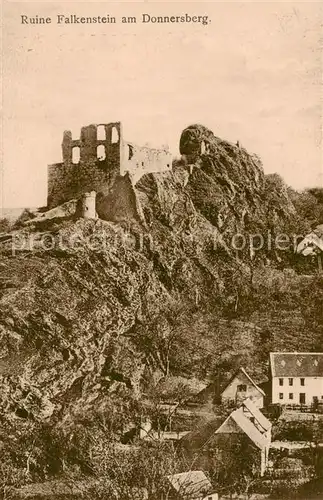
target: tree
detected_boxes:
[129,301,211,378]
[300,275,323,350]
[289,187,323,227]
[78,440,197,500]
[190,437,262,500]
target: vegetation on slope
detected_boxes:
[0,125,322,496]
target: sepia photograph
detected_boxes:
[1,1,322,498]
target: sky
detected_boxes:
[1,1,322,208]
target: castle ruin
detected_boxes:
[47,122,172,210]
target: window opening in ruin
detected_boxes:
[70,127,80,140]
[97,125,106,141]
[97,145,106,161]
[111,126,119,144]
[128,144,134,160]
[72,147,80,164]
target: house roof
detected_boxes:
[215,400,271,451]
[242,398,271,432]
[183,368,265,409]
[297,227,323,255]
[221,367,265,397]
[270,352,323,378]
[230,410,268,450]
[166,471,213,499]
[180,399,271,454]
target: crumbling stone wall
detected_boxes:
[47,122,172,209]
[121,142,172,184]
[47,123,122,209]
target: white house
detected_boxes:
[221,367,265,409]
[270,352,323,406]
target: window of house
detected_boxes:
[72,146,80,164]
[97,145,106,161]
[97,125,106,141]
[289,378,293,386]
[111,126,119,144]
[238,384,247,392]
[300,378,305,386]
[279,393,283,400]
[289,393,293,400]
[279,378,284,386]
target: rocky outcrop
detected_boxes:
[96,173,146,225]
[0,126,314,470]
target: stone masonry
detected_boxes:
[47,122,172,209]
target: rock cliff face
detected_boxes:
[0,125,313,432]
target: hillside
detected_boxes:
[0,125,322,490]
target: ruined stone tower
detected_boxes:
[47,122,172,209]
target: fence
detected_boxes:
[283,403,323,413]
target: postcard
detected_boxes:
[1,1,322,499]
